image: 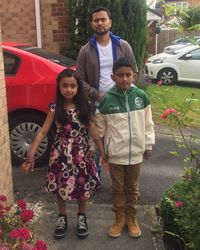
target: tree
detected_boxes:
[64,0,147,70]
[164,5,200,33]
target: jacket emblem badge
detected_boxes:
[135,97,143,108]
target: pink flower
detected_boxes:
[0,245,10,250]
[160,108,179,119]
[0,195,6,202]
[157,80,163,86]
[174,201,183,208]
[34,240,48,250]
[21,243,34,250]
[17,199,27,210]
[20,209,34,223]
[9,227,32,241]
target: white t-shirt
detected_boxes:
[97,40,115,93]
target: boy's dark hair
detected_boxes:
[55,68,92,126]
[91,6,111,21]
[113,58,135,73]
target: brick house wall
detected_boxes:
[0,0,71,53]
[0,24,14,205]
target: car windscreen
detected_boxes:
[15,46,76,67]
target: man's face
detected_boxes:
[91,11,112,36]
[111,67,136,91]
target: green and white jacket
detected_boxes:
[95,85,155,165]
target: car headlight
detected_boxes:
[152,57,167,64]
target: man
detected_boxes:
[76,6,138,176]
[76,6,138,103]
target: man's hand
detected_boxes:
[97,92,105,102]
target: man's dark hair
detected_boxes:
[91,6,111,21]
[113,58,135,73]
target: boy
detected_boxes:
[95,58,155,238]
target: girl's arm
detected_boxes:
[88,120,106,160]
[21,111,55,174]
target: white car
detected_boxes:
[145,45,200,85]
[163,44,189,53]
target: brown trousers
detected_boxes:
[109,163,141,217]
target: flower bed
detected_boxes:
[0,195,47,250]
[159,169,200,250]
[158,105,200,250]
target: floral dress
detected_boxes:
[45,104,101,201]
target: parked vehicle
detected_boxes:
[3,42,76,166]
[145,45,200,85]
[172,36,200,45]
[163,44,188,53]
[163,36,200,52]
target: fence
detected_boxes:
[156,29,200,54]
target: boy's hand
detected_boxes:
[143,150,152,160]
[20,161,34,175]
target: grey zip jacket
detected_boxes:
[76,32,138,101]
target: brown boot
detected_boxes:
[108,212,126,238]
[126,214,141,238]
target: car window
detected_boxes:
[15,46,76,67]
[3,52,20,75]
[188,48,200,60]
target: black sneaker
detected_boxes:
[54,214,67,240]
[76,213,89,238]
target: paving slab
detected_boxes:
[33,203,165,250]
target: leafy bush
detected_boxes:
[158,106,200,250]
[160,169,200,249]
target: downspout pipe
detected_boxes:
[34,0,42,48]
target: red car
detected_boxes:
[3,42,76,166]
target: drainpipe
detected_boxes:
[34,0,42,48]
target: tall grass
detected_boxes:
[145,85,200,127]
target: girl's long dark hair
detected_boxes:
[55,68,92,126]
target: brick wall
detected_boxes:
[0,0,37,46]
[41,0,71,52]
[0,0,70,53]
[0,24,14,205]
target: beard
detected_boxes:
[95,27,110,36]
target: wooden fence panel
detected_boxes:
[156,30,200,54]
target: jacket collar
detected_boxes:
[89,32,121,61]
[89,32,120,46]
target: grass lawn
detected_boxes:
[145,84,200,127]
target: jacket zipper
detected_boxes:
[124,91,132,164]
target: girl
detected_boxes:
[21,68,107,240]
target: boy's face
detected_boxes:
[111,67,136,91]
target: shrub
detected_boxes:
[160,169,200,249]
[158,106,200,250]
[0,195,47,250]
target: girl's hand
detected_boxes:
[100,157,109,171]
[20,160,35,175]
